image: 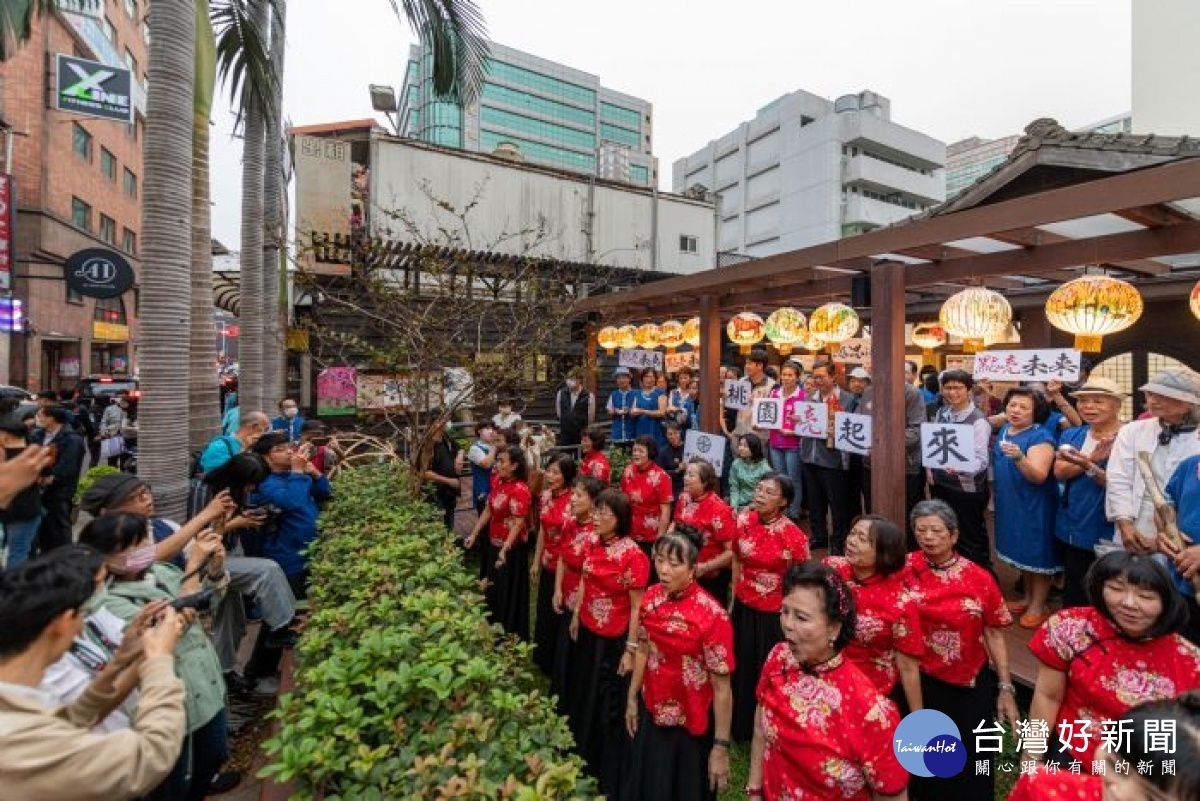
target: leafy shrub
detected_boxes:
[260,465,597,799]
[603,446,631,486]
[74,465,124,505]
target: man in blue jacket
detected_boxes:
[249,432,331,598]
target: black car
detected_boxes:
[75,376,140,416]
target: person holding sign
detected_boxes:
[994,387,1062,629]
[799,361,855,554]
[630,368,668,446]
[666,366,698,431]
[606,367,638,444]
[767,360,806,522]
[928,370,993,569]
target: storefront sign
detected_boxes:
[0,172,11,291]
[92,321,130,342]
[55,54,133,124]
[59,357,82,378]
[64,248,135,299]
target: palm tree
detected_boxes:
[262,0,287,406]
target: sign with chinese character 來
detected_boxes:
[751,397,783,430]
[723,379,752,410]
[683,429,727,475]
[921,422,977,471]
[793,401,829,439]
[971,349,1082,382]
[664,351,699,374]
[833,412,871,455]
[618,348,664,372]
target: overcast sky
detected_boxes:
[208,0,1133,247]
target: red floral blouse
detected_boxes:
[755,644,907,800]
[825,557,924,696]
[1029,605,1200,763]
[904,552,1012,686]
[636,581,734,737]
[733,511,810,611]
[487,477,531,547]
[537,488,573,571]
[558,515,595,612]
[580,535,651,637]
[581,451,611,483]
[674,491,736,565]
[1008,768,1101,801]
[621,462,673,543]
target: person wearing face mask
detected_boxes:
[556,371,595,449]
[271,399,305,443]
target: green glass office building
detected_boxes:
[399,41,655,186]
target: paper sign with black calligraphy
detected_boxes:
[751,397,784,431]
[618,348,664,372]
[920,422,977,471]
[832,338,871,365]
[793,401,829,438]
[683,429,727,475]
[833,412,872,455]
[723,379,752,410]
[664,351,699,373]
[971,348,1082,382]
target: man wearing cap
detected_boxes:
[555,371,595,448]
[1107,368,1200,554]
[606,367,637,443]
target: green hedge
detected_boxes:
[259,465,597,799]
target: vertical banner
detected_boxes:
[0,173,12,291]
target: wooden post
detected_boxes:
[699,295,722,434]
[585,325,599,395]
[1020,306,1053,349]
[870,261,907,526]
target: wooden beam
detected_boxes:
[1113,204,1194,228]
[699,295,723,435]
[990,228,1170,276]
[870,261,907,526]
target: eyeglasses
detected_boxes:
[592,508,616,518]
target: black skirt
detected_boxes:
[620,704,715,801]
[532,568,562,675]
[731,600,782,743]
[482,539,530,640]
[909,667,996,801]
[564,625,631,796]
[698,569,731,608]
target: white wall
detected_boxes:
[1133,0,1200,136]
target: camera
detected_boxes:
[170,587,215,613]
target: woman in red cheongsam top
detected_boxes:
[621,435,673,563]
[579,426,611,484]
[730,472,809,742]
[465,444,532,639]
[622,527,735,801]
[672,459,735,604]
[531,454,577,676]
[1026,551,1200,767]
[824,515,924,711]
[550,474,604,712]
[746,562,908,801]
[564,488,650,796]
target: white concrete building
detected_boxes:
[672,89,945,257]
[1133,0,1200,136]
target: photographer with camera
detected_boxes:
[79,513,232,801]
[0,546,187,800]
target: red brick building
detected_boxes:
[0,0,147,391]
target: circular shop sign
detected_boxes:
[64,248,135,299]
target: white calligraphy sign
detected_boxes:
[832,337,871,365]
[793,401,829,438]
[683,429,727,475]
[618,348,664,372]
[723,379,752,410]
[833,412,872,455]
[751,397,784,431]
[971,348,1082,382]
[664,351,700,373]
[920,423,977,471]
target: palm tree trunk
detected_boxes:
[236,0,268,415]
[262,0,286,406]
[139,0,196,521]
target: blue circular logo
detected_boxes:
[892,709,967,778]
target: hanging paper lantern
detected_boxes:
[1192,280,1200,321]
[659,320,686,352]
[616,324,638,349]
[764,307,808,355]
[1045,275,1143,353]
[635,322,662,349]
[939,287,1012,354]
[794,329,824,353]
[726,311,765,354]
[910,322,947,353]
[681,317,701,348]
[808,302,860,346]
[597,325,621,354]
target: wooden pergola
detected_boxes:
[577,120,1200,525]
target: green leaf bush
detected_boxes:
[260,465,597,799]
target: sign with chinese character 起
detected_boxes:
[833,412,871,455]
[972,349,1082,382]
[832,337,871,365]
[683,429,726,475]
[0,172,12,290]
[921,422,977,471]
[618,348,664,372]
[723,378,752,410]
[55,54,133,123]
[793,401,829,438]
[751,397,784,430]
[664,351,699,374]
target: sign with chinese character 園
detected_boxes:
[751,397,784,430]
[683,429,727,475]
[664,351,699,374]
[793,401,829,438]
[833,412,872,455]
[832,337,871,365]
[921,422,977,471]
[723,379,752,410]
[618,348,664,372]
[972,348,1082,382]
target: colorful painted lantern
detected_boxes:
[1045,275,1143,353]
[616,324,638,350]
[726,311,765,354]
[939,287,1012,354]
[808,302,860,345]
[658,319,686,352]
[635,322,662,349]
[765,307,808,355]
[597,325,621,354]
[682,317,701,348]
[910,322,947,354]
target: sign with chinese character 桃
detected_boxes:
[618,348,664,372]
[793,401,829,439]
[664,351,699,374]
[316,366,358,417]
[723,379,752,410]
[55,54,133,124]
[921,422,977,471]
[832,337,871,365]
[0,172,12,290]
[833,412,872,455]
[683,429,727,475]
[751,397,784,431]
[972,349,1083,382]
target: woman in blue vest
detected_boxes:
[630,367,668,446]
[607,367,638,444]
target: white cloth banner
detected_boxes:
[683,429,727,475]
[920,422,977,471]
[833,412,871,455]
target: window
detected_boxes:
[600,102,641,129]
[679,235,698,254]
[479,131,595,172]
[486,60,595,106]
[629,164,650,184]
[103,17,117,45]
[481,83,595,127]
[94,295,127,324]
[124,49,138,80]
[67,285,83,304]
[599,122,640,149]
[72,123,93,161]
[99,214,116,245]
[122,168,137,198]
[480,106,595,150]
[71,197,92,231]
[121,227,137,255]
[100,148,117,180]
